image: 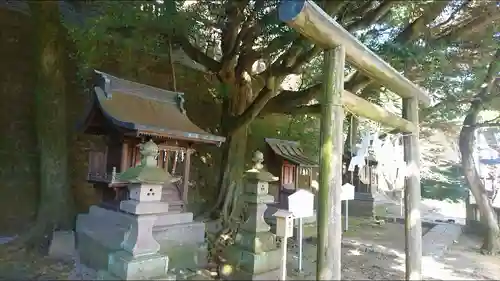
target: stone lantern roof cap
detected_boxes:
[118,140,174,184]
[245,151,279,182]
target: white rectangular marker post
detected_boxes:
[341,183,355,232]
[298,217,303,272]
[345,198,349,231]
[287,189,314,274]
[273,209,294,281]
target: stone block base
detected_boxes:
[98,269,176,280]
[159,242,208,270]
[107,250,168,280]
[343,194,374,217]
[76,208,208,272]
[223,267,281,280]
[77,231,207,272]
[155,221,205,246]
[77,231,114,271]
[224,245,281,276]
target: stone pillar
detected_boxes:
[223,151,282,280]
[98,140,175,280]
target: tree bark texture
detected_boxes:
[209,82,250,222]
[460,110,500,254]
[459,49,500,254]
[13,1,73,250]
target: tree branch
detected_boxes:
[327,1,349,18]
[396,0,451,43]
[229,0,457,134]
[253,0,394,93]
[432,0,471,30]
[436,12,500,43]
[477,113,500,128]
[262,83,322,114]
[476,49,500,101]
[219,0,249,78]
[228,85,275,135]
[339,2,450,98]
[345,0,395,33]
[235,7,280,77]
[174,35,221,73]
[280,103,321,115]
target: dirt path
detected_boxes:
[430,234,500,280]
[288,219,500,280]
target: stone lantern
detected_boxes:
[222,151,282,280]
[98,139,175,280]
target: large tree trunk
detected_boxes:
[8,1,73,252]
[206,81,250,224]
[218,125,248,224]
[459,107,500,254]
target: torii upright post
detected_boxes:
[317,46,345,280]
[402,97,422,280]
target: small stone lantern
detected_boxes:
[98,139,175,280]
[222,151,282,280]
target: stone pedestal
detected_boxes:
[346,192,375,217]
[97,187,176,280]
[77,141,208,276]
[93,140,176,280]
[223,151,281,280]
[161,182,184,212]
[76,206,207,273]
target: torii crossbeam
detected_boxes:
[278,0,430,280]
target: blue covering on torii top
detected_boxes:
[480,158,500,165]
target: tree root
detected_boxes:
[480,231,500,256]
[2,221,53,255]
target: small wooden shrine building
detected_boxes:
[264,137,377,214]
[79,70,225,211]
[264,138,318,206]
[264,138,317,190]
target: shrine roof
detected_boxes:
[86,70,225,144]
[265,138,318,167]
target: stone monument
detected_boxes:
[97,140,175,280]
[222,151,282,280]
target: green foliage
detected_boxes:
[248,115,320,161]
[421,163,467,202]
[59,0,499,205]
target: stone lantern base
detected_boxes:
[97,250,175,280]
[224,242,282,280]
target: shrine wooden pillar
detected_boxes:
[120,142,129,171]
[402,97,422,280]
[182,148,193,206]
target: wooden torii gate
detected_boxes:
[278,1,431,280]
